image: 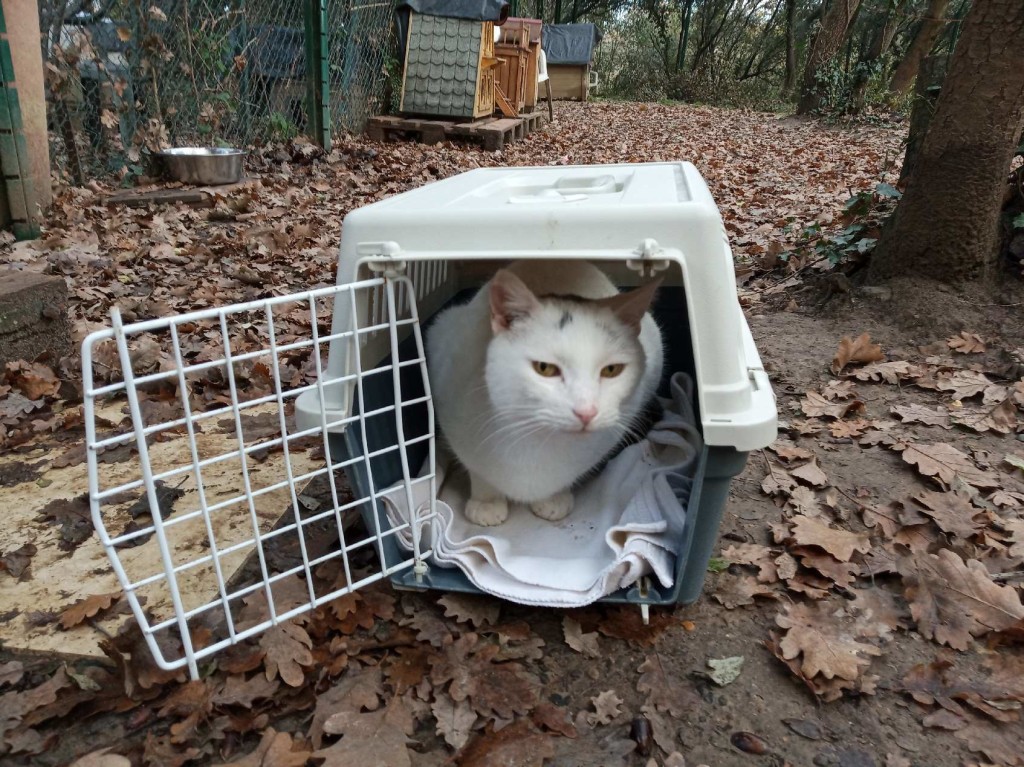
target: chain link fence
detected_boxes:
[40,0,396,184]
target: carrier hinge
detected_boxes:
[359,241,407,277]
[627,239,671,279]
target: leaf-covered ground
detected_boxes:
[2,102,1024,767]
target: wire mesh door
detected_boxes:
[82,275,437,679]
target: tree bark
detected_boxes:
[898,54,948,185]
[782,0,797,94]
[869,0,1024,284]
[850,0,905,111]
[888,0,951,96]
[796,0,863,114]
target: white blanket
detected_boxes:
[380,372,702,607]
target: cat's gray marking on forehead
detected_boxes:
[558,311,573,329]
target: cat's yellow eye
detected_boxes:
[532,361,561,378]
[601,363,625,378]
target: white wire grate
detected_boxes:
[82,275,437,679]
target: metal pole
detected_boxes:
[304,0,331,149]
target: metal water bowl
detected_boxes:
[159,147,246,185]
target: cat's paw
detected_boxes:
[465,498,509,526]
[530,491,574,522]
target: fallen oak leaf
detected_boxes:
[831,333,884,375]
[0,543,37,579]
[5,360,62,400]
[800,391,865,420]
[318,697,414,767]
[59,591,122,630]
[891,404,951,428]
[851,360,921,384]
[431,693,476,750]
[215,728,310,766]
[909,491,986,540]
[712,574,779,609]
[437,593,500,629]
[950,398,1017,434]
[790,515,870,561]
[562,616,600,658]
[587,689,623,726]
[898,442,1000,490]
[636,654,700,717]
[531,702,577,738]
[260,621,313,687]
[775,601,882,681]
[791,458,829,488]
[455,719,555,767]
[947,331,986,354]
[898,549,1024,650]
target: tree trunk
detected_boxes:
[850,0,905,110]
[782,0,797,94]
[869,0,1024,284]
[898,54,948,185]
[888,0,951,96]
[796,0,863,114]
[676,0,694,71]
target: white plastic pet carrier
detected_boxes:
[84,162,777,677]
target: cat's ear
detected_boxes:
[595,278,662,334]
[490,269,540,333]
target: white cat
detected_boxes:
[425,260,664,526]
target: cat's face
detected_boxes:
[484,270,657,435]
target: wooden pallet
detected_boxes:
[366,112,546,151]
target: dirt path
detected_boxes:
[2,103,1022,767]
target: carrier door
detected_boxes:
[82,275,437,679]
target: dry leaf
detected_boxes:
[831,333,884,374]
[852,360,920,384]
[588,690,623,726]
[431,693,476,749]
[260,622,313,687]
[67,750,131,767]
[308,666,382,749]
[58,591,122,630]
[800,391,865,420]
[910,491,985,539]
[899,442,1000,489]
[790,515,870,561]
[947,331,986,354]
[721,543,778,581]
[456,720,555,767]
[951,398,1017,434]
[531,702,577,738]
[712,574,779,609]
[636,655,699,717]
[775,601,882,681]
[212,674,281,709]
[217,728,311,767]
[318,698,414,767]
[384,646,434,693]
[898,549,1024,650]
[954,719,1024,766]
[891,404,951,428]
[437,593,500,628]
[791,458,829,488]
[5,360,61,400]
[562,616,600,658]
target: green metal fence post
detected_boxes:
[304,0,331,149]
[0,3,40,240]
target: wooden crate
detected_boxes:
[494,42,529,115]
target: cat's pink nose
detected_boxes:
[573,405,598,427]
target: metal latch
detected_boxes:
[627,238,671,279]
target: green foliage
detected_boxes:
[267,111,299,141]
[786,182,900,267]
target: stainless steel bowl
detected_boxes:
[159,147,246,185]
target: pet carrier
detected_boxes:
[84,162,776,677]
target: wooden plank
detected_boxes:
[493,84,518,118]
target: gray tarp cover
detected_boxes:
[542,23,602,65]
[398,0,507,21]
